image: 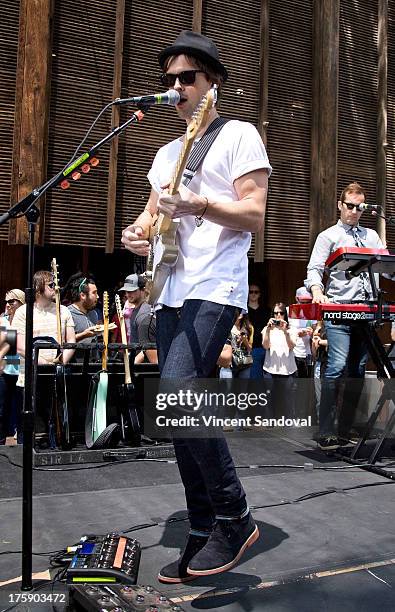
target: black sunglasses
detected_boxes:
[160,70,206,88]
[5,299,17,305]
[343,202,361,211]
[273,310,286,315]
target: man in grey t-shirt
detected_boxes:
[68,276,100,361]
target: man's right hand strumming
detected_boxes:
[121,224,150,256]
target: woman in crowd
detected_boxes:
[219,313,254,379]
[262,302,298,417]
[0,289,25,444]
[247,282,271,378]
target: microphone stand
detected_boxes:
[0,104,148,591]
[371,208,395,226]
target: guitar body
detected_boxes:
[92,370,108,443]
[118,382,141,445]
[55,364,72,450]
[147,219,180,305]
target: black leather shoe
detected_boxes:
[158,533,210,583]
[187,513,259,576]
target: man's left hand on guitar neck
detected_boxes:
[158,183,208,219]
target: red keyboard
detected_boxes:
[289,302,395,323]
[326,247,394,274]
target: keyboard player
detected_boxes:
[304,182,387,451]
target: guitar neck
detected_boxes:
[168,137,195,196]
[55,293,62,345]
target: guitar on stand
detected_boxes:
[85,291,119,449]
[49,257,72,450]
[115,294,141,445]
[144,87,216,305]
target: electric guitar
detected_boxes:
[115,294,141,444]
[144,87,217,305]
[91,290,109,443]
[50,258,71,449]
[85,291,120,449]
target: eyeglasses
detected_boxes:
[273,311,285,315]
[249,290,260,294]
[5,299,17,305]
[46,282,55,289]
[160,70,206,88]
[343,202,361,211]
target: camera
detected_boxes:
[273,320,282,326]
[0,326,17,355]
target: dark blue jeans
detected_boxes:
[250,347,266,379]
[319,322,368,437]
[156,300,248,533]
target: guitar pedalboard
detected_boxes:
[66,533,141,585]
[70,583,185,611]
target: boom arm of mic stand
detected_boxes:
[0,108,147,227]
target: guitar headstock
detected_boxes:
[103,291,109,322]
[186,86,217,142]
[114,293,123,321]
[51,258,60,293]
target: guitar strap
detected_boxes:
[182,117,228,186]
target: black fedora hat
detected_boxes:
[158,30,228,82]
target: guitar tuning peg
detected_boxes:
[89,157,99,167]
[71,171,81,180]
[81,164,91,174]
[60,179,70,190]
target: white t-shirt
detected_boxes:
[12,303,75,387]
[262,326,298,375]
[288,317,314,359]
[147,120,271,310]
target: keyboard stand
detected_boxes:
[334,274,395,477]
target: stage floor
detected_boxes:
[1,427,395,611]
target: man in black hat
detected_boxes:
[122,30,271,582]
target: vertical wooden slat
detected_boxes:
[310,0,339,247]
[192,0,203,33]
[255,0,270,263]
[106,0,125,253]
[377,0,388,243]
[9,0,53,245]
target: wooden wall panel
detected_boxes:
[0,0,20,241]
[265,0,312,261]
[337,1,378,225]
[44,1,117,247]
[387,1,395,247]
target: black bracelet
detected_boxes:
[195,196,209,227]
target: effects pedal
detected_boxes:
[70,584,185,611]
[66,533,141,585]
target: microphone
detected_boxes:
[357,203,381,211]
[113,90,180,107]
